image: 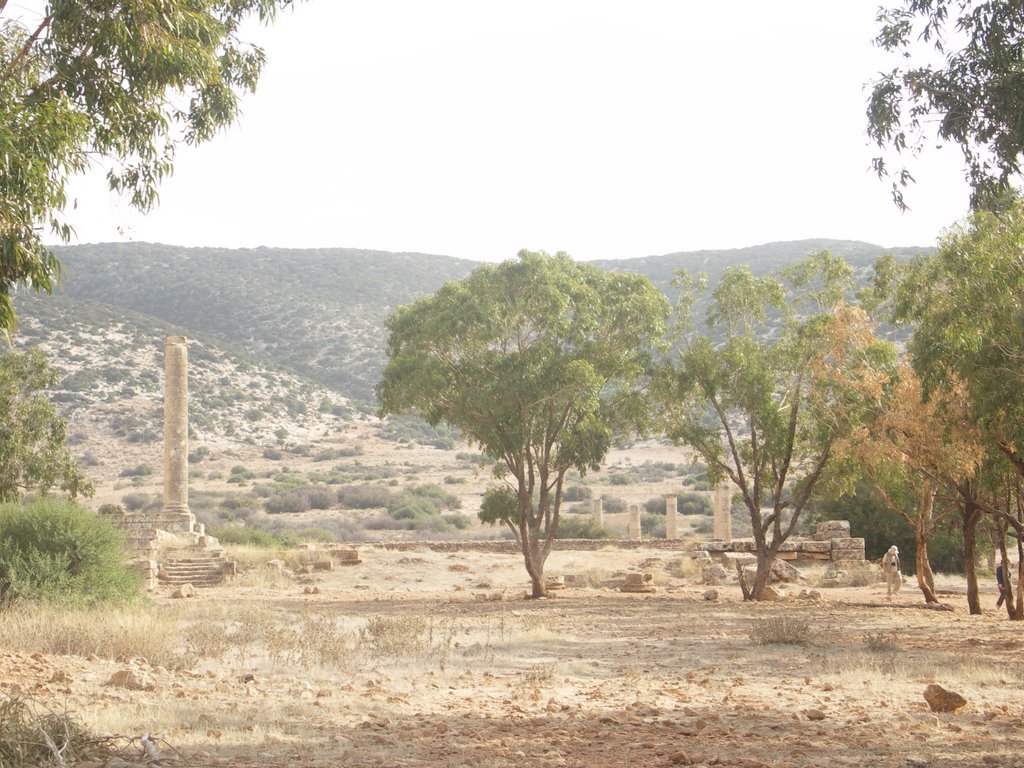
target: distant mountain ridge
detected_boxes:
[15,238,928,408]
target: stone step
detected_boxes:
[158,554,230,587]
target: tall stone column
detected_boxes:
[628,504,642,541]
[713,481,732,541]
[591,497,604,528]
[665,495,678,539]
[161,337,192,527]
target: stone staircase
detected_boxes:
[158,549,232,588]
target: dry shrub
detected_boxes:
[519,663,558,701]
[571,568,612,588]
[0,694,110,768]
[677,556,704,580]
[749,616,813,646]
[0,604,185,668]
[182,619,233,663]
[221,543,282,571]
[863,631,901,652]
[512,614,563,645]
[359,615,429,656]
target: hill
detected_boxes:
[20,238,928,404]
[4,238,931,538]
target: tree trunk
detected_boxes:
[909,484,939,603]
[519,520,547,598]
[963,501,982,615]
[748,528,779,601]
[913,517,939,604]
[1015,498,1024,620]
[749,558,773,600]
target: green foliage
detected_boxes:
[887,204,1024,473]
[679,492,712,516]
[0,498,140,609]
[0,0,294,329]
[262,485,335,515]
[0,349,92,502]
[562,485,592,502]
[868,1,1024,209]
[640,513,666,538]
[655,251,896,599]
[337,484,394,509]
[379,250,670,595]
[552,516,614,540]
[210,527,283,548]
[813,483,964,572]
[644,492,711,516]
[118,464,153,478]
[479,486,518,529]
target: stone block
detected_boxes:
[798,540,832,554]
[831,537,865,551]
[812,520,851,541]
[723,552,757,566]
[702,563,729,585]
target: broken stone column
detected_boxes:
[713,481,732,541]
[160,337,194,532]
[591,497,604,528]
[665,495,678,539]
[628,504,642,541]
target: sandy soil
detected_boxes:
[3,546,1024,768]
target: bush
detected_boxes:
[263,491,310,515]
[262,447,284,461]
[600,495,627,514]
[120,492,149,512]
[118,463,153,478]
[562,485,592,502]
[641,513,666,538]
[0,499,140,609]
[608,473,633,486]
[305,487,334,510]
[337,484,394,509]
[212,528,283,548]
[553,516,614,540]
[188,447,210,464]
[678,492,712,516]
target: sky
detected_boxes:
[52,1,973,262]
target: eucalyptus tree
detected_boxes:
[868,0,1024,209]
[655,252,894,600]
[882,203,1024,611]
[0,348,92,502]
[0,0,295,329]
[377,250,670,598]
[887,203,1024,481]
[836,362,983,604]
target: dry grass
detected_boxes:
[0,604,185,668]
[749,615,814,646]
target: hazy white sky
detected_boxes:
[57,1,972,261]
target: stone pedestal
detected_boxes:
[713,482,732,541]
[162,337,193,528]
[665,495,678,539]
[591,497,604,528]
[627,504,642,541]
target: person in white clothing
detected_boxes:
[881,545,902,600]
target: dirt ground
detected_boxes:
[4,546,1024,768]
